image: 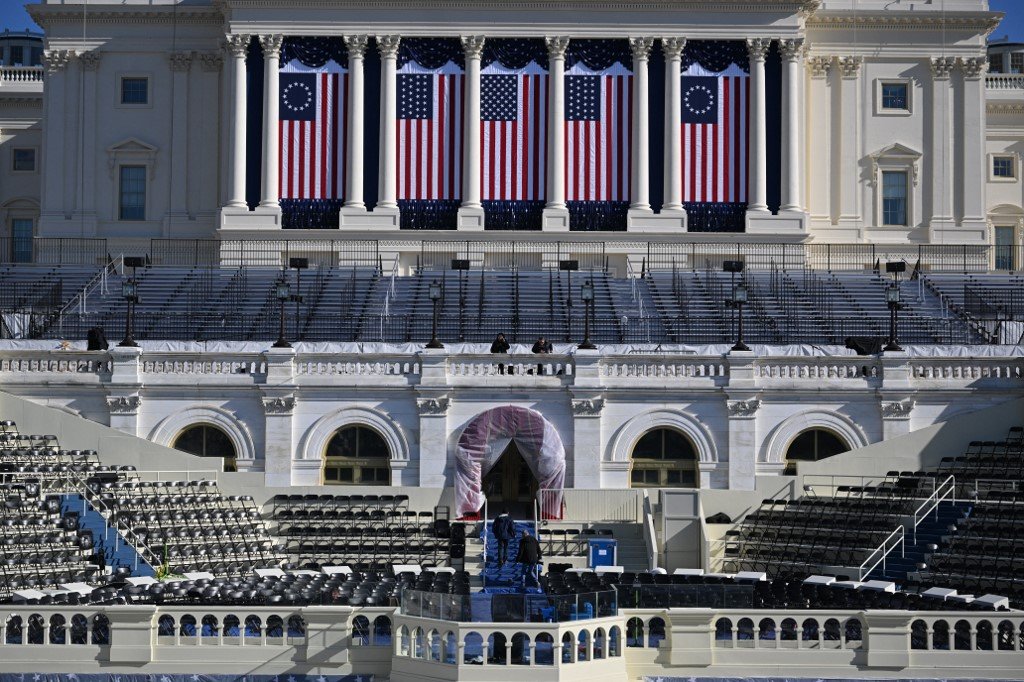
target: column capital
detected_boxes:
[806,55,831,78]
[661,37,686,59]
[259,34,284,58]
[545,36,571,59]
[376,34,401,59]
[168,51,192,72]
[198,52,224,72]
[838,55,863,79]
[930,56,955,80]
[461,35,486,58]
[79,50,102,72]
[628,37,654,61]
[42,49,75,75]
[779,38,804,61]
[746,37,771,61]
[959,55,987,79]
[224,34,251,57]
[344,34,369,59]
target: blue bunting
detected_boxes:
[281,37,348,67]
[399,200,460,230]
[281,199,344,230]
[399,37,465,69]
[483,38,548,70]
[483,201,544,231]
[682,40,750,74]
[684,202,747,232]
[566,39,631,71]
[567,201,629,231]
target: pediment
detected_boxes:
[870,142,922,161]
[107,137,158,155]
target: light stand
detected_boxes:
[426,279,444,349]
[579,279,596,350]
[884,261,905,352]
[118,278,139,347]
[273,278,293,349]
[723,260,749,352]
[289,257,308,341]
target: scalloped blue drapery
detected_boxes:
[566,39,631,71]
[398,37,465,69]
[281,37,349,67]
[398,200,460,230]
[682,40,750,74]
[482,201,544,231]
[483,38,548,70]
[567,201,628,232]
[281,199,344,229]
[684,202,747,233]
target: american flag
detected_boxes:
[279,61,347,200]
[681,64,749,203]
[481,63,548,201]
[397,63,464,201]
[565,62,632,202]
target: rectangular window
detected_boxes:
[995,226,1016,271]
[120,77,149,105]
[118,165,146,221]
[11,219,33,263]
[9,46,23,66]
[881,82,908,111]
[12,148,35,172]
[30,47,42,66]
[993,155,1016,179]
[882,171,908,226]
[990,54,1004,74]
[1012,53,1024,74]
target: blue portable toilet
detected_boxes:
[588,538,617,568]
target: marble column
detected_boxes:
[224,35,250,209]
[263,348,296,487]
[779,39,804,213]
[662,37,686,215]
[458,35,486,229]
[929,56,956,234]
[343,35,368,211]
[39,49,75,229]
[806,56,833,227]
[259,34,284,211]
[166,52,192,229]
[628,37,653,214]
[837,56,863,231]
[959,56,988,237]
[416,395,450,487]
[78,50,101,233]
[746,38,770,214]
[62,55,81,220]
[542,36,571,231]
[375,36,402,219]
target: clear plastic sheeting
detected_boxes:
[455,405,565,518]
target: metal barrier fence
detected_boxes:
[400,589,617,623]
[149,239,381,268]
[419,240,607,272]
[613,584,754,609]
[0,238,109,266]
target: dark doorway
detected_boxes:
[482,442,539,518]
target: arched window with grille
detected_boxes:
[630,428,698,488]
[173,424,237,472]
[784,428,849,475]
[323,425,391,486]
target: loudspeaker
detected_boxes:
[723,260,744,273]
[885,261,906,273]
[123,256,147,268]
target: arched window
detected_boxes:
[630,428,698,488]
[323,425,390,486]
[173,424,237,473]
[784,428,849,475]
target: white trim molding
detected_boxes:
[607,408,718,465]
[760,408,869,465]
[298,405,411,463]
[148,405,257,462]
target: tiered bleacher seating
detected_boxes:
[268,493,452,570]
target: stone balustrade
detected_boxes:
[0,65,43,84]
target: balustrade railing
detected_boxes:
[0,65,43,83]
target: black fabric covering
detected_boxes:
[281,199,343,230]
[845,337,884,356]
[567,201,628,231]
[281,37,348,67]
[398,37,464,69]
[682,40,750,74]
[86,327,108,351]
[483,201,544,231]
[398,200,460,230]
[684,203,747,233]
[566,39,631,70]
[483,38,548,70]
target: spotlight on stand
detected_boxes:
[426,279,444,349]
[578,279,596,350]
[723,261,749,352]
[118,278,140,347]
[884,261,905,352]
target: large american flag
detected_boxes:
[481,62,548,201]
[565,62,632,202]
[681,64,749,203]
[279,60,347,200]
[397,62,464,201]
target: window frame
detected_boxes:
[118,164,148,222]
[11,147,37,173]
[117,73,152,108]
[874,78,912,116]
[322,425,391,486]
[1012,53,1024,75]
[989,153,1019,183]
[881,170,909,227]
[628,428,699,489]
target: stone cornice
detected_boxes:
[224,0,811,12]
[28,5,223,28]
[807,10,1002,36]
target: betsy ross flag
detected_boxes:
[397,62,464,201]
[681,63,749,203]
[481,62,548,201]
[564,62,632,203]
[279,60,347,200]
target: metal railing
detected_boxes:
[641,491,659,571]
[857,526,905,581]
[419,240,607,272]
[400,589,617,622]
[910,475,956,544]
[149,238,381,268]
[536,489,642,522]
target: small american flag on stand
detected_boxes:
[564,61,632,203]
[681,63,749,203]
[481,62,548,201]
[278,60,347,200]
[397,62,464,201]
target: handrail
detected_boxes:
[857,525,904,581]
[641,490,659,570]
[912,475,956,544]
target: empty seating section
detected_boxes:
[926,273,1024,322]
[723,473,940,576]
[269,494,453,570]
[538,525,614,558]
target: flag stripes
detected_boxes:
[682,74,748,204]
[565,72,632,203]
[279,71,347,200]
[397,70,465,201]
